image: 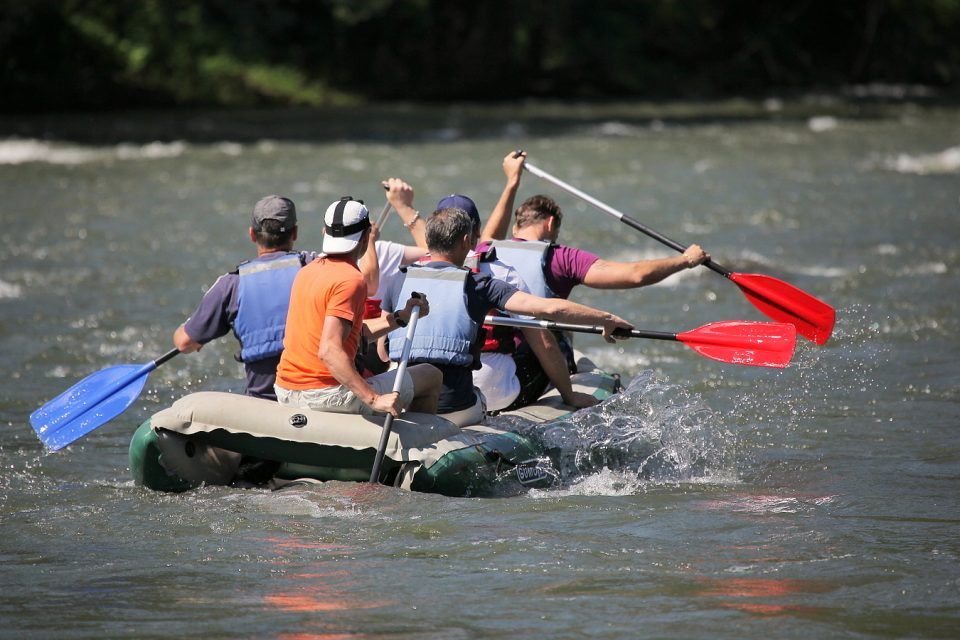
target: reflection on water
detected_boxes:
[695,577,833,617]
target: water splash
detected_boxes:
[489,370,736,494]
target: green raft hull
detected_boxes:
[129,364,618,498]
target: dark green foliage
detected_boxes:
[1,0,958,112]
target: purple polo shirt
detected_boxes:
[475,238,599,299]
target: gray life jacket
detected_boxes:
[488,239,556,298]
[388,264,479,366]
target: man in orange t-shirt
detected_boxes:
[275,197,441,417]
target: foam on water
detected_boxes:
[883,146,960,175]
[0,139,100,165]
[0,138,252,165]
[808,116,839,132]
[0,279,23,299]
[896,261,948,276]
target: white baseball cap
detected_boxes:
[322,197,371,254]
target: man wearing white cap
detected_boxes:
[173,195,320,401]
[275,197,442,417]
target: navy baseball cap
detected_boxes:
[437,194,480,227]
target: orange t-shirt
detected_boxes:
[276,257,367,390]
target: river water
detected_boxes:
[1,100,958,638]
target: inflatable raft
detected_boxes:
[129,357,619,497]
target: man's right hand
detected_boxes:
[384,178,415,210]
[370,391,402,417]
[682,244,709,268]
[503,150,526,186]
[600,314,633,343]
[562,390,600,409]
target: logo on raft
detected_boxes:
[515,459,552,485]
[289,414,308,428]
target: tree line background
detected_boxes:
[3,0,959,113]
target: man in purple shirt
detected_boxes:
[478,156,710,408]
[173,195,320,400]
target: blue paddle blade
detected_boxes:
[30,362,155,451]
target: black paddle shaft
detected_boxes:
[534,319,678,342]
[617,214,732,278]
[154,348,181,367]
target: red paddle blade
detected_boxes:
[728,272,835,345]
[677,321,796,368]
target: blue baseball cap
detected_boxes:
[437,194,480,227]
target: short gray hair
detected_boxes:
[426,207,474,254]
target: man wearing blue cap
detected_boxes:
[173,195,321,401]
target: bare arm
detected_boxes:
[359,225,381,294]
[385,178,427,249]
[503,291,632,342]
[320,315,401,416]
[362,295,430,340]
[520,327,598,408]
[173,325,203,353]
[581,245,710,289]
[401,245,429,265]
[480,150,526,243]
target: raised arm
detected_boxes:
[581,245,709,289]
[480,150,526,243]
[503,291,632,342]
[384,178,427,249]
[358,223,381,294]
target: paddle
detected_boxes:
[523,161,835,345]
[30,348,180,451]
[376,203,393,228]
[369,296,422,484]
[376,187,393,230]
[484,316,796,368]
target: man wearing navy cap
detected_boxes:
[173,195,320,400]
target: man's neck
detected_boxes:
[256,246,292,257]
[513,227,548,242]
[426,251,464,267]
[323,252,358,267]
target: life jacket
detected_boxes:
[234,253,302,362]
[356,298,386,378]
[388,264,479,367]
[489,240,576,369]
[488,239,556,298]
[464,248,514,354]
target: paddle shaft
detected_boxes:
[376,201,392,228]
[524,162,731,278]
[369,305,421,484]
[484,315,677,342]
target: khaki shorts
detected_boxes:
[275,369,415,415]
